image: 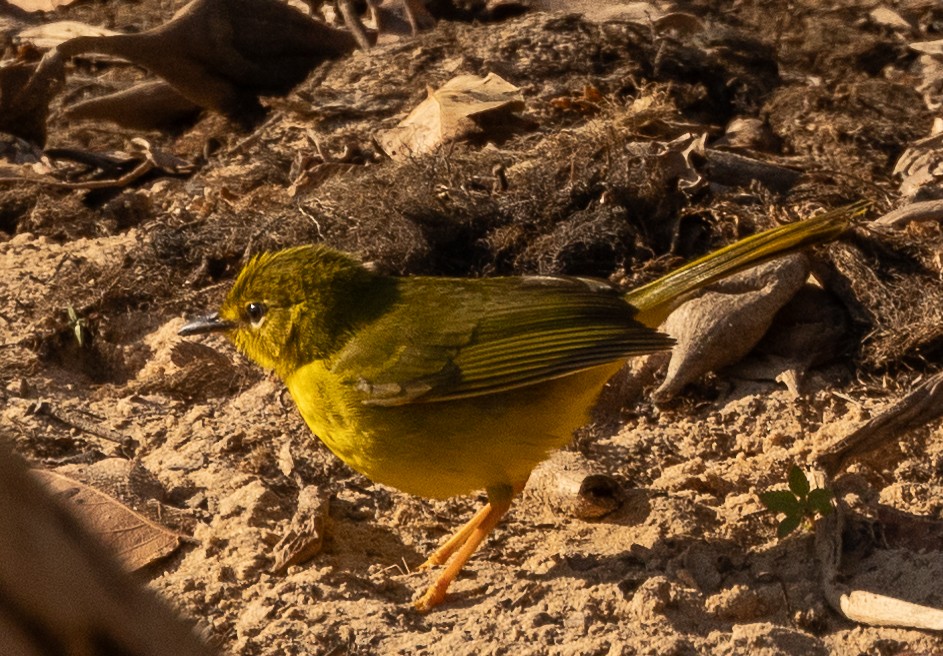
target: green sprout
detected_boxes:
[67,305,90,348]
[759,465,833,538]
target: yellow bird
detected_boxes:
[180,202,865,610]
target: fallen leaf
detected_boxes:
[32,468,183,571]
[378,72,524,160]
[0,446,211,656]
[51,0,361,121]
[893,132,943,200]
[7,0,80,13]
[550,84,603,115]
[869,7,912,31]
[16,20,121,50]
[657,132,708,192]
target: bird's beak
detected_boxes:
[178,313,236,336]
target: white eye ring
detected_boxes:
[246,302,267,326]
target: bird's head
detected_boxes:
[179,245,376,378]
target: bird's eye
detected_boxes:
[246,302,267,325]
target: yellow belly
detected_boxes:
[285,361,623,498]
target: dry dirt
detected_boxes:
[2,0,943,654]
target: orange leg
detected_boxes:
[415,482,523,611]
[418,502,491,570]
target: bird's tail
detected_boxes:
[626,200,870,328]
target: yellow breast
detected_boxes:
[285,360,623,499]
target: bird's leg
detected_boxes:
[414,482,522,611]
[417,503,491,570]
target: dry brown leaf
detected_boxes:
[378,72,524,160]
[869,7,912,31]
[32,469,183,571]
[16,20,121,50]
[49,0,361,121]
[549,84,603,116]
[6,0,80,13]
[893,132,943,199]
[0,446,213,656]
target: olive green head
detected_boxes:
[180,245,376,378]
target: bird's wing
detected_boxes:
[331,276,673,406]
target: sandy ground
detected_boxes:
[2,0,943,654]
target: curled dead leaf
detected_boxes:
[654,254,812,403]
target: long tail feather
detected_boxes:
[626,200,870,328]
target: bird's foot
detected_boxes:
[414,582,448,612]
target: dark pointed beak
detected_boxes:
[178,313,236,336]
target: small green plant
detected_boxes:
[759,465,833,537]
[67,305,90,348]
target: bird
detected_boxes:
[179,202,866,610]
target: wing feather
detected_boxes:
[331,275,673,406]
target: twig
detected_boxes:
[873,200,943,228]
[31,400,137,454]
[703,148,801,193]
[816,371,943,476]
[0,159,153,189]
[812,469,943,630]
[337,0,373,51]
